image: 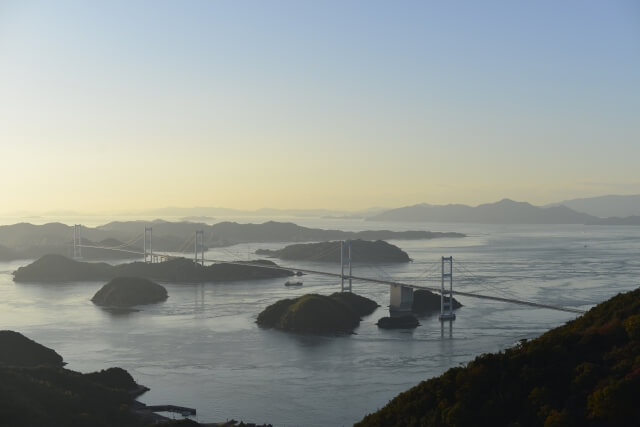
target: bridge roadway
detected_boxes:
[78,244,586,315]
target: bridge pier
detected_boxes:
[389,284,414,316]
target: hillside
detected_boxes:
[0,330,64,367]
[256,240,411,263]
[368,199,596,224]
[356,287,640,426]
[0,332,143,426]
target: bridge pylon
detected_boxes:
[144,227,153,263]
[195,230,204,266]
[439,256,456,321]
[72,224,83,259]
[340,240,352,292]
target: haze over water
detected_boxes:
[1,1,639,424]
[1,219,637,426]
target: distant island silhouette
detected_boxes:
[0,220,464,261]
[13,254,293,283]
[367,198,598,224]
[256,240,411,263]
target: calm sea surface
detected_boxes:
[1,219,639,426]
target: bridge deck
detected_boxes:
[77,244,586,314]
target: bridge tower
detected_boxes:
[340,240,352,292]
[144,227,153,263]
[194,230,204,266]
[439,256,456,321]
[72,224,82,259]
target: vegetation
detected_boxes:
[13,254,293,283]
[356,287,640,426]
[0,330,64,367]
[412,289,462,314]
[0,365,144,427]
[91,277,168,307]
[257,292,378,334]
[84,367,141,392]
[330,291,379,316]
[256,240,411,263]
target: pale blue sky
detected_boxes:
[0,0,638,213]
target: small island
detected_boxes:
[376,315,420,329]
[13,254,293,283]
[92,277,168,308]
[257,292,379,334]
[256,240,411,263]
[411,289,463,314]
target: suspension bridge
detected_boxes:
[70,225,587,317]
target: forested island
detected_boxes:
[91,277,169,307]
[255,240,411,263]
[13,254,292,283]
[257,292,379,334]
[376,315,420,329]
[357,287,640,426]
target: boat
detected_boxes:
[284,280,303,287]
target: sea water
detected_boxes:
[1,221,638,426]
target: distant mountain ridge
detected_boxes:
[367,199,597,224]
[546,194,640,218]
[0,220,463,261]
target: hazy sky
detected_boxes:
[1,0,638,214]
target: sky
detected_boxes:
[0,0,639,214]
